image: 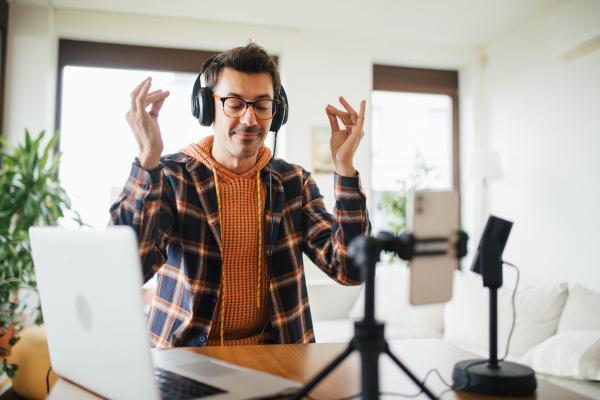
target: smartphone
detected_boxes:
[408,190,459,305]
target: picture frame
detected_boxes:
[312,126,335,173]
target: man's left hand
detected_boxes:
[326,97,366,177]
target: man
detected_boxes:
[110,43,370,348]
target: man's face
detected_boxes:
[212,68,274,160]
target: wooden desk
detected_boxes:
[47,339,594,400]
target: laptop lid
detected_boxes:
[31,226,302,400]
[30,226,161,400]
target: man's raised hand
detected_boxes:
[325,97,366,177]
[125,77,170,170]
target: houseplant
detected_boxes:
[378,152,437,235]
[377,152,437,261]
[0,129,82,378]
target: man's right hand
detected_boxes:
[126,77,170,170]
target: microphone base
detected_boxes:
[453,359,537,397]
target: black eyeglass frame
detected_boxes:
[212,94,280,120]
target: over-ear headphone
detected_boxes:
[191,55,289,132]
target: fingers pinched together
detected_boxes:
[325,96,366,176]
[325,96,366,138]
[126,77,170,169]
[127,77,170,120]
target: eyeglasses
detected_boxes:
[212,94,279,120]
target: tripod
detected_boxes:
[290,232,468,400]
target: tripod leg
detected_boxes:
[289,341,356,400]
[384,344,439,400]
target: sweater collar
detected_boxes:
[181,135,272,181]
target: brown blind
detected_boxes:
[58,39,217,74]
[373,65,458,95]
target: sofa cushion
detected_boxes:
[443,271,568,358]
[312,319,355,343]
[557,285,600,333]
[519,330,600,381]
[347,265,444,337]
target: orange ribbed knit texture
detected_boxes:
[182,136,273,346]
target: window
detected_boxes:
[371,65,459,235]
[56,40,218,229]
[59,66,209,229]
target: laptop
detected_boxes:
[30,226,302,400]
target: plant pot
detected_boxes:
[11,324,59,400]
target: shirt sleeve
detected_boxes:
[302,170,371,286]
[108,160,176,283]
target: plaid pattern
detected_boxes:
[109,151,370,347]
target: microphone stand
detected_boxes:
[452,238,537,396]
[289,231,468,400]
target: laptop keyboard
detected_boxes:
[155,368,227,399]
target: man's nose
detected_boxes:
[240,105,258,125]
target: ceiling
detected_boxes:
[13,0,566,46]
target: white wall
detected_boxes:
[483,0,600,291]
[4,5,58,145]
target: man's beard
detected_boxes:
[227,125,265,159]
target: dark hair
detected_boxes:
[204,42,281,98]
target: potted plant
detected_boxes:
[0,129,82,378]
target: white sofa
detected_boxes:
[312,266,600,399]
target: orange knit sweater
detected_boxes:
[181,136,273,346]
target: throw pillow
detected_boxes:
[519,330,600,380]
[443,271,568,358]
[557,284,600,333]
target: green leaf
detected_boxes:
[39,131,59,171]
[6,363,18,379]
[0,137,15,156]
[24,129,32,153]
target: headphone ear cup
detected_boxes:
[198,88,215,127]
[279,86,289,126]
[191,95,200,119]
[270,107,282,133]
[270,87,288,133]
[191,74,202,119]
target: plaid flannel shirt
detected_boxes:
[110,152,370,347]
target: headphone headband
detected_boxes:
[200,55,217,75]
[191,55,288,132]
